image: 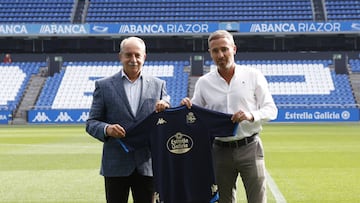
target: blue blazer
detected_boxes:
[86,71,170,177]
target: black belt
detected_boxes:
[214,133,258,148]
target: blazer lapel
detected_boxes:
[138,76,150,112]
[110,72,134,117]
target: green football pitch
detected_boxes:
[0,123,359,203]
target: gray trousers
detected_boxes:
[213,136,267,203]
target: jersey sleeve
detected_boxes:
[117,111,158,152]
[191,105,239,138]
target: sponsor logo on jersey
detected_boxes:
[167,132,193,154]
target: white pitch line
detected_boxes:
[266,169,287,203]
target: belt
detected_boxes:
[214,133,258,148]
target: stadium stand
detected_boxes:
[27,59,356,113]
[325,0,360,21]
[86,0,313,22]
[349,59,360,73]
[205,59,357,109]
[35,61,189,109]
[0,0,315,23]
[1,59,356,114]
[0,62,42,111]
[0,0,73,23]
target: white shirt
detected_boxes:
[122,69,142,116]
[191,65,278,141]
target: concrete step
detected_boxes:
[11,118,27,125]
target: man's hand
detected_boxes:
[231,111,254,123]
[155,100,170,113]
[106,124,126,138]
[180,97,192,109]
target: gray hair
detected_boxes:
[119,36,146,53]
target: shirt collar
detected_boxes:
[215,65,239,78]
[121,69,143,82]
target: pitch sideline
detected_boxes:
[266,169,287,203]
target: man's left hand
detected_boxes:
[155,100,170,113]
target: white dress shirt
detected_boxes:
[122,69,142,116]
[191,65,278,141]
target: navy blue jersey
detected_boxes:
[118,105,238,203]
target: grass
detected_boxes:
[0,125,104,203]
[0,123,359,202]
[262,123,360,203]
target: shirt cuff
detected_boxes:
[249,111,259,122]
[103,124,109,139]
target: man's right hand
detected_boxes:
[106,124,126,138]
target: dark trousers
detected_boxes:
[104,170,154,203]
